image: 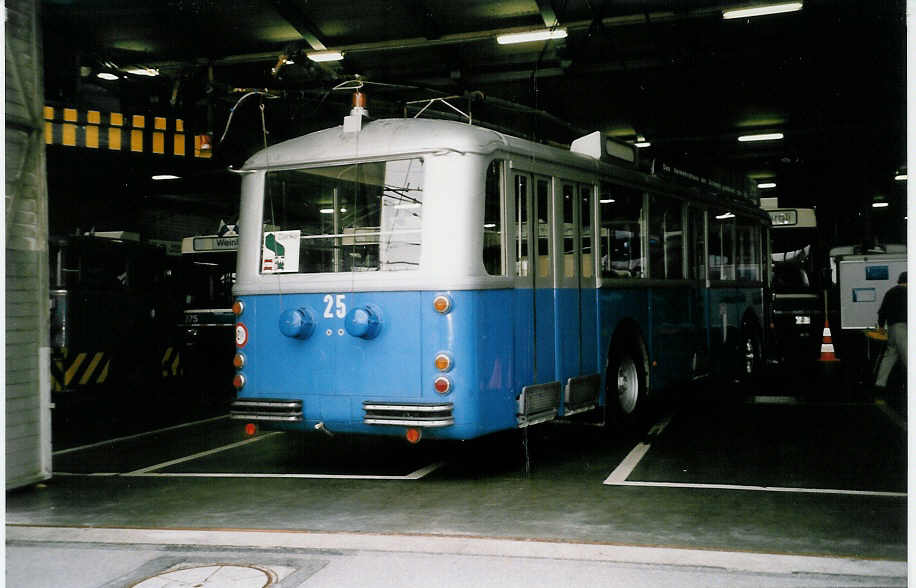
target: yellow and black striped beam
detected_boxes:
[161,346,182,378]
[51,349,111,392]
[43,106,212,159]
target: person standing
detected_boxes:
[875,272,907,389]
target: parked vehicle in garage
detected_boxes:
[763,204,826,369]
[230,98,770,442]
[49,233,183,401]
[178,226,238,408]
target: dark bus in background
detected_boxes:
[179,231,238,409]
[763,204,825,369]
[49,233,183,440]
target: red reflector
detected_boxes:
[233,373,246,390]
[433,376,451,394]
[244,423,257,436]
[405,428,421,444]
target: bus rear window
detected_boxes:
[261,159,424,274]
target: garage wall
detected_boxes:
[6,0,52,489]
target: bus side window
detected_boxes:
[709,209,735,280]
[599,184,645,279]
[649,194,684,279]
[561,183,576,279]
[483,160,504,276]
[535,177,551,280]
[735,218,761,282]
[515,174,529,277]
[580,185,593,278]
[689,207,706,281]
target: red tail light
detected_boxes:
[433,376,451,394]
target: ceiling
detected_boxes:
[41,0,907,243]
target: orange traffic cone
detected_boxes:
[818,319,840,362]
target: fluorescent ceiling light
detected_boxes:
[599,199,615,204]
[738,132,784,142]
[894,173,907,181]
[634,141,651,148]
[307,50,344,62]
[151,174,180,180]
[723,2,803,19]
[96,72,119,80]
[872,202,889,208]
[715,212,735,220]
[124,66,159,77]
[757,182,777,189]
[484,223,497,228]
[497,28,567,45]
[320,208,347,214]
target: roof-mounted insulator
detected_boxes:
[343,91,369,133]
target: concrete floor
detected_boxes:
[6,376,908,586]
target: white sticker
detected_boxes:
[261,230,300,273]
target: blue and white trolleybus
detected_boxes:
[230,102,770,442]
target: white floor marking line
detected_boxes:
[122,432,283,475]
[405,461,445,479]
[875,399,906,431]
[125,461,445,481]
[126,472,428,480]
[604,443,651,484]
[603,412,674,485]
[53,472,120,477]
[608,480,907,497]
[53,415,231,456]
[751,395,798,405]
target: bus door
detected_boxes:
[513,172,564,426]
[513,172,555,384]
[555,181,600,414]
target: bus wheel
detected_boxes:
[607,338,648,433]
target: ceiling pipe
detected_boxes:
[143,8,720,71]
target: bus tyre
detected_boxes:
[607,338,649,435]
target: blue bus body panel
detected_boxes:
[237,290,518,440]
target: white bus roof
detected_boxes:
[241,117,760,212]
[242,118,614,173]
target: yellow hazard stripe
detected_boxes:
[97,358,111,383]
[64,353,86,386]
[44,106,202,158]
[79,352,105,386]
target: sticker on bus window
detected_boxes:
[262,230,300,273]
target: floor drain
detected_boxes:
[132,563,277,587]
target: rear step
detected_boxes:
[231,398,303,422]
[363,402,454,427]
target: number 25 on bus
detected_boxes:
[230,107,770,443]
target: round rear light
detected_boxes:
[244,423,257,436]
[232,300,245,316]
[405,428,422,444]
[433,376,451,395]
[434,353,452,371]
[233,353,246,369]
[432,295,452,314]
[233,373,246,390]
